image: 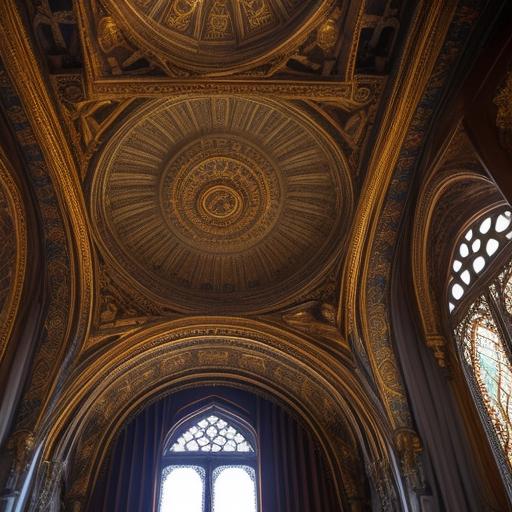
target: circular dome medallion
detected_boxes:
[200,184,242,220]
[101,0,333,73]
[163,135,282,253]
[91,97,352,313]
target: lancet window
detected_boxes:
[450,207,512,479]
[158,407,258,512]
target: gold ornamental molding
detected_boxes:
[0,146,27,366]
[100,0,335,74]
[340,1,457,429]
[76,0,344,82]
[74,0,381,102]
[412,167,500,368]
[90,95,354,314]
[86,78,376,103]
[0,2,94,414]
[412,124,506,368]
[39,317,395,509]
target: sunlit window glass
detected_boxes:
[159,466,205,512]
[158,409,258,512]
[170,415,254,454]
[449,209,512,313]
[212,466,257,512]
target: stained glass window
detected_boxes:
[457,300,512,465]
[449,209,512,313]
[450,207,512,485]
[158,408,258,512]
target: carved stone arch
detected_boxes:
[37,317,404,512]
[412,168,504,366]
[0,146,27,367]
[0,1,95,442]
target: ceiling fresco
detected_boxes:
[90,96,352,313]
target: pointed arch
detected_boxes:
[166,405,256,454]
[37,317,403,511]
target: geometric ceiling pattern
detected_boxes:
[91,96,351,313]
[101,0,332,73]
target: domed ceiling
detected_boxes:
[101,0,333,73]
[90,97,352,313]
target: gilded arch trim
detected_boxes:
[412,168,503,367]
[0,0,95,432]
[0,146,27,365]
[40,317,398,510]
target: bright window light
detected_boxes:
[461,270,471,285]
[479,217,492,234]
[496,213,512,233]
[213,466,257,512]
[486,238,500,257]
[473,256,486,274]
[160,411,258,512]
[160,466,204,512]
[452,283,464,300]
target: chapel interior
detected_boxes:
[1,1,512,511]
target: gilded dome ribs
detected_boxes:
[90,96,351,313]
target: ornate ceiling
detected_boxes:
[19,0,400,322]
[91,96,351,313]
[100,0,333,73]
[3,0,510,510]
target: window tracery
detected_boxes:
[169,414,254,454]
[456,298,512,465]
[449,209,512,312]
[158,407,258,512]
[450,208,512,481]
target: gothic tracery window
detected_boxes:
[449,209,512,312]
[158,407,258,512]
[450,207,512,475]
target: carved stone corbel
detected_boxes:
[394,428,425,493]
[281,301,345,344]
[425,334,449,368]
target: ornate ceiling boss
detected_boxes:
[90,96,352,314]
[99,0,335,74]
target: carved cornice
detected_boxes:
[0,146,27,366]
[87,77,377,102]
[0,1,93,420]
